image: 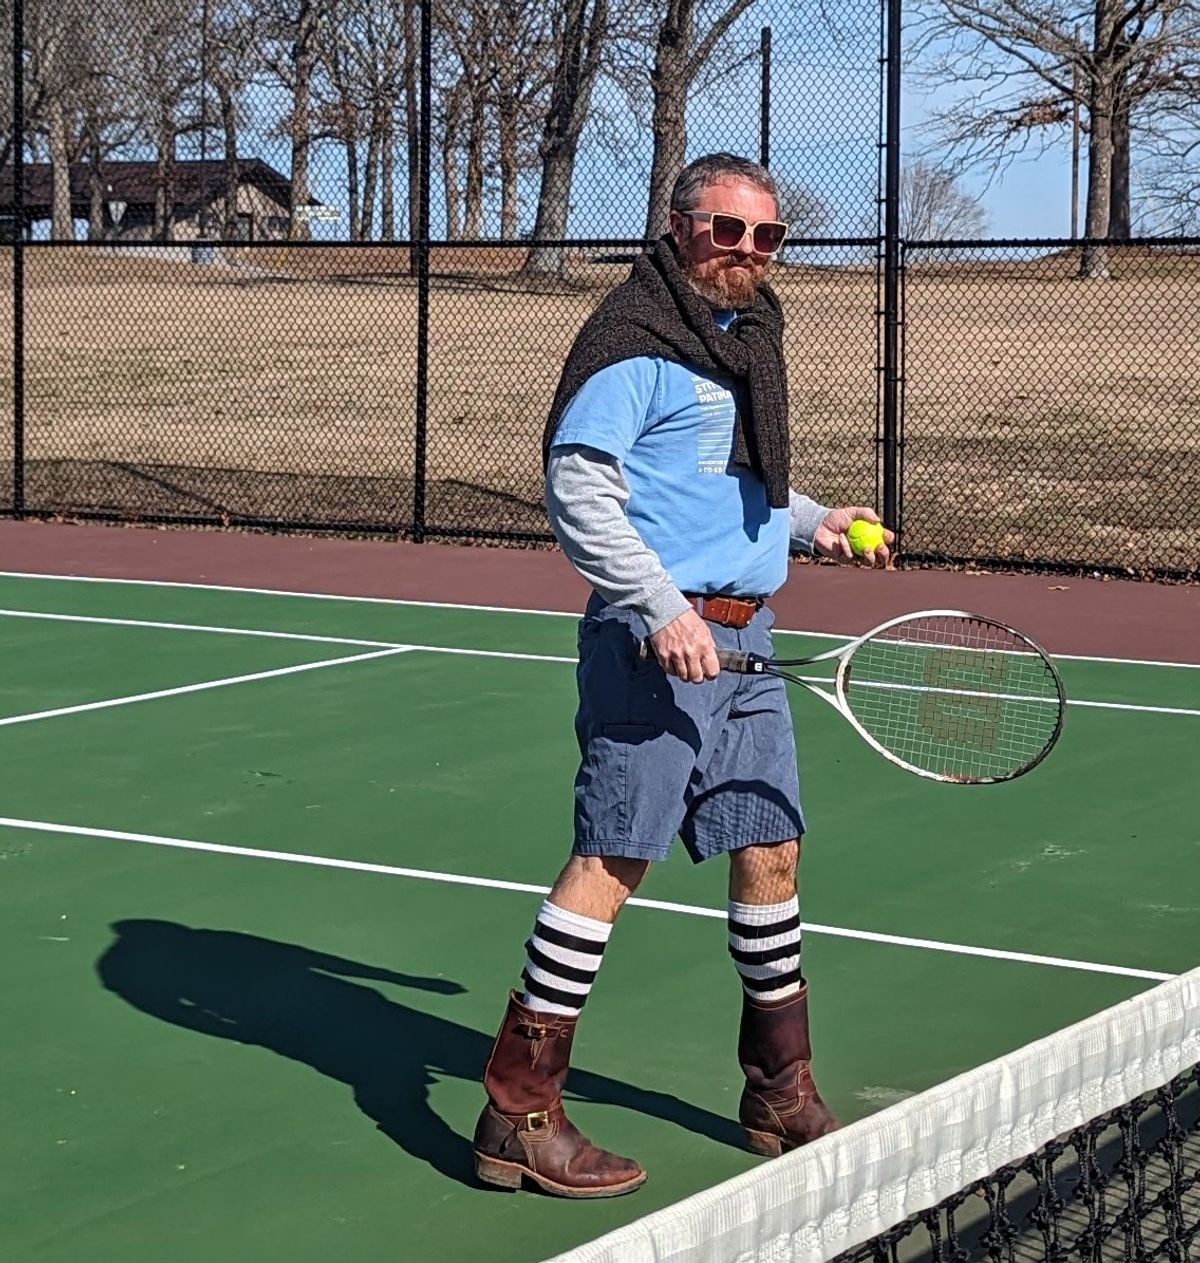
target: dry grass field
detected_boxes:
[0,245,1196,573]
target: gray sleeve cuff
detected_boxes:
[639,582,692,635]
[789,490,832,554]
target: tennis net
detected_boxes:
[546,966,1200,1263]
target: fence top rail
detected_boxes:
[10,236,882,251]
[906,236,1200,250]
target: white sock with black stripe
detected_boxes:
[728,896,803,1002]
[521,901,612,1017]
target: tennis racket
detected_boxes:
[642,609,1065,784]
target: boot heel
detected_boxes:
[475,1151,524,1190]
[743,1129,783,1157]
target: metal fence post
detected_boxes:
[759,28,771,170]
[411,0,433,543]
[881,0,902,539]
[11,0,24,518]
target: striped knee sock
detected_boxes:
[521,901,612,1017]
[728,896,803,1002]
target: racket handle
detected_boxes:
[716,648,758,673]
[636,642,764,675]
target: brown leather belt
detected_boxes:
[684,594,763,629]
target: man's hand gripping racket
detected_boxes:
[642,609,1065,784]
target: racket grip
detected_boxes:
[636,642,760,674]
[715,648,756,673]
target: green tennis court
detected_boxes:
[2,571,1197,1263]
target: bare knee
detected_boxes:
[729,838,799,904]
[548,854,650,923]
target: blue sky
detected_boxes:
[40,0,1092,244]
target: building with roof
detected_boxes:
[0,158,327,242]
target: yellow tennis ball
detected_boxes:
[846,519,885,556]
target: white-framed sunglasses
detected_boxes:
[681,210,789,256]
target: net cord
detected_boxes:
[542,966,1200,1263]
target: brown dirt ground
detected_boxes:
[1,247,1197,574]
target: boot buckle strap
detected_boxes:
[515,1022,569,1041]
[525,1110,550,1131]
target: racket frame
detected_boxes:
[733,609,1066,785]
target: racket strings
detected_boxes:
[840,615,1063,782]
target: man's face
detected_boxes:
[669,178,781,310]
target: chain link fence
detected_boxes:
[901,241,1200,578]
[2,0,1198,580]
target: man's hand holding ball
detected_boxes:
[814,506,894,566]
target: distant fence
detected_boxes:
[3,0,1198,581]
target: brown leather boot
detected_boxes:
[738,984,840,1156]
[473,991,647,1197]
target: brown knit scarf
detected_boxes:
[541,236,791,508]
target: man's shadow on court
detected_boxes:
[96,919,742,1185]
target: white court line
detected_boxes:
[0,647,411,727]
[0,608,575,664]
[0,814,1174,983]
[0,608,1194,717]
[2,570,1197,672]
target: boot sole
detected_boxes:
[743,1128,787,1157]
[475,1151,647,1198]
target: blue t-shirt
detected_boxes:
[551,323,790,597]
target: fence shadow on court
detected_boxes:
[95,918,743,1187]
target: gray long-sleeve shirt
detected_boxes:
[546,443,831,634]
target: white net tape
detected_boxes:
[544,967,1200,1263]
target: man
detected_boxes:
[473,153,893,1198]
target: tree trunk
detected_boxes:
[361,106,381,241]
[442,83,466,240]
[1080,0,1117,278]
[154,120,176,242]
[498,107,519,241]
[1108,61,1131,241]
[381,110,396,241]
[329,43,360,241]
[403,0,420,267]
[87,139,105,241]
[497,51,519,240]
[220,86,240,240]
[288,0,318,241]
[464,97,485,237]
[47,98,76,242]
[345,135,361,240]
[644,37,689,238]
[525,147,576,274]
[524,0,609,277]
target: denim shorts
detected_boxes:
[571,596,805,863]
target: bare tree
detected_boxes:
[403,0,419,246]
[901,159,987,238]
[774,178,833,236]
[261,0,329,240]
[639,0,759,238]
[438,77,468,237]
[23,0,100,240]
[0,13,16,177]
[119,0,201,242]
[523,0,610,276]
[910,0,1200,276]
[493,0,557,239]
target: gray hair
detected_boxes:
[669,153,780,215]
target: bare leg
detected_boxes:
[728,838,798,905]
[547,854,650,923]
